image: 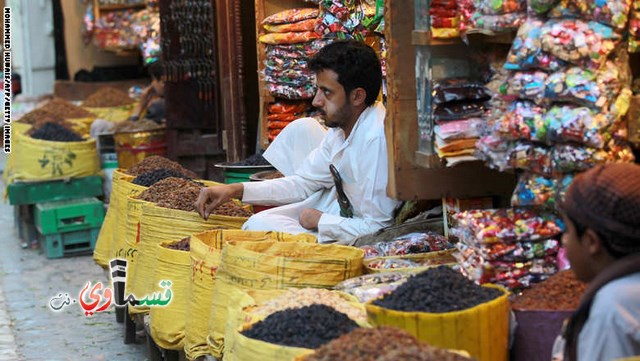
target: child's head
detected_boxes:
[148,61,164,96]
[560,163,640,282]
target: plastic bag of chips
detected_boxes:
[259,31,321,45]
[264,18,319,33]
[262,8,319,25]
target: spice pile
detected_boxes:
[303,327,472,361]
[83,87,135,107]
[511,270,587,311]
[165,237,191,252]
[372,266,503,313]
[247,288,366,322]
[29,123,84,142]
[40,98,96,118]
[132,168,193,187]
[241,304,359,349]
[126,156,198,179]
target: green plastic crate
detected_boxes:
[35,197,105,236]
[7,176,103,205]
[39,227,100,259]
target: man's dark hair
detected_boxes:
[567,213,630,259]
[309,40,382,106]
[147,61,163,80]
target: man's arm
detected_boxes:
[195,183,243,220]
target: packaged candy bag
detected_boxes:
[511,173,557,207]
[267,82,316,99]
[527,0,560,15]
[548,0,632,30]
[544,61,622,110]
[495,101,548,142]
[471,11,526,32]
[499,71,548,104]
[540,19,621,70]
[551,144,610,173]
[435,118,486,140]
[545,105,617,148]
[434,102,487,121]
[508,141,553,175]
[476,135,512,171]
[505,19,567,71]
[476,0,525,14]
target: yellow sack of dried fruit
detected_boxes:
[208,241,364,358]
[185,230,316,361]
[149,239,191,350]
[93,169,133,268]
[128,201,251,316]
[3,131,100,184]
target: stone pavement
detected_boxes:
[0,186,149,360]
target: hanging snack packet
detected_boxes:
[545,105,617,148]
[504,19,567,71]
[540,19,621,70]
[548,0,632,30]
[499,71,548,104]
[508,141,552,175]
[267,82,316,99]
[262,8,319,24]
[463,238,560,262]
[544,61,622,110]
[494,101,548,142]
[259,31,321,45]
[264,18,319,33]
[551,144,610,173]
[435,118,486,140]
[511,173,557,207]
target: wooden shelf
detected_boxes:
[411,29,516,46]
[98,3,146,11]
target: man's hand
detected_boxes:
[194,183,243,220]
[299,208,322,230]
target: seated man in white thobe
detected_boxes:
[194,40,401,244]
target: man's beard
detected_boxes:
[324,101,352,128]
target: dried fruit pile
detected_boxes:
[126,156,198,179]
[241,304,359,349]
[18,108,65,125]
[372,266,503,313]
[83,87,135,107]
[136,177,202,205]
[114,119,164,132]
[230,153,271,166]
[248,288,366,322]
[511,270,587,311]
[165,237,190,251]
[132,168,192,187]
[41,98,96,118]
[304,327,472,361]
[136,177,252,216]
[30,123,84,142]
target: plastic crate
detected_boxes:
[35,197,105,236]
[7,176,103,205]
[39,227,100,259]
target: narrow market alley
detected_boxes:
[0,154,148,361]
